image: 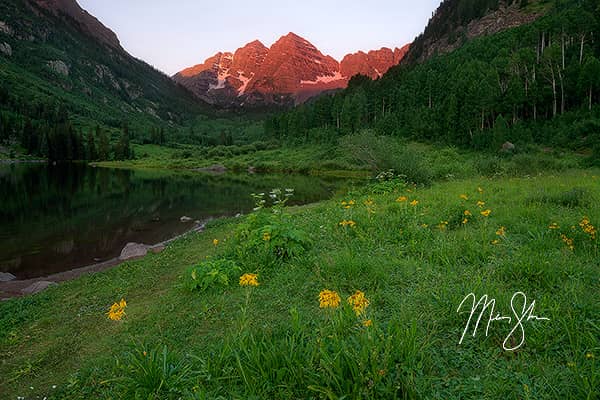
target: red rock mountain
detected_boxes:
[174,33,409,107]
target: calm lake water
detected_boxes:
[0,163,355,279]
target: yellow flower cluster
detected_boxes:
[341,200,356,209]
[347,290,370,316]
[396,196,408,203]
[579,217,597,240]
[410,200,419,207]
[239,273,259,287]
[496,226,506,237]
[339,220,357,228]
[548,222,560,230]
[460,194,469,201]
[107,299,127,321]
[462,210,472,225]
[319,289,341,309]
[560,234,574,251]
[262,232,271,241]
[477,201,486,208]
[480,209,492,217]
[438,221,449,230]
[364,199,374,207]
[213,239,219,246]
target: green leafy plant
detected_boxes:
[234,189,311,261]
[183,259,241,292]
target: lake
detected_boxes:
[0,163,355,279]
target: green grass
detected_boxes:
[95,140,583,180]
[1,168,598,399]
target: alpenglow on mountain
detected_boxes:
[173,32,410,107]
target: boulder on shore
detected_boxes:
[21,281,57,295]
[0,272,17,282]
[119,242,148,260]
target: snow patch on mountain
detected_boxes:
[300,72,344,85]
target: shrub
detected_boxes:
[340,132,432,185]
[234,189,311,262]
[183,259,241,292]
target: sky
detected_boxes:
[78,0,442,76]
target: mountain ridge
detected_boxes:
[173,33,410,107]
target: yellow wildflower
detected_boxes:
[481,209,492,217]
[438,221,449,230]
[464,210,472,216]
[477,201,485,208]
[396,196,408,203]
[239,273,259,287]
[319,289,341,309]
[364,199,374,207]
[491,239,500,245]
[339,220,357,228]
[213,239,219,246]
[579,217,597,240]
[263,232,271,241]
[560,234,574,251]
[363,319,373,327]
[460,194,469,201]
[421,223,429,228]
[347,290,370,316]
[107,298,127,321]
[496,226,506,236]
[410,200,419,207]
[462,218,469,225]
[586,353,595,359]
[548,223,560,230]
[478,187,484,194]
[341,200,353,209]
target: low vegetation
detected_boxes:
[1,166,598,399]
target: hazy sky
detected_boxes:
[78,0,442,76]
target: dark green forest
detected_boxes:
[265,0,600,159]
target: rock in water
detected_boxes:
[180,216,192,222]
[21,281,57,295]
[119,243,148,260]
[0,272,17,282]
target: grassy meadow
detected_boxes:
[1,164,599,399]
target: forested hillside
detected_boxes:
[0,0,207,160]
[265,0,600,162]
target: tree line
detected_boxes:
[265,0,600,151]
[0,106,133,161]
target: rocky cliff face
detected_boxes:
[404,0,547,64]
[31,0,122,50]
[174,33,410,107]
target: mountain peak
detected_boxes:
[174,33,410,107]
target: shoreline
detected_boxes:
[0,159,47,164]
[0,221,208,300]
